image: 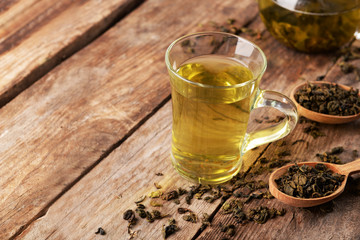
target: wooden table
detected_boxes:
[1,0,359,239]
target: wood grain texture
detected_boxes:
[199,121,360,240]
[1,0,359,239]
[0,0,143,107]
[0,0,259,238]
[18,102,212,240]
[195,16,360,240]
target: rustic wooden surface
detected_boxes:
[0,0,143,107]
[0,0,359,239]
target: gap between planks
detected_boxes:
[0,0,145,110]
[12,9,262,239]
[9,94,170,240]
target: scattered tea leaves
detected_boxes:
[136,203,145,209]
[95,227,106,235]
[127,228,139,240]
[150,200,163,207]
[292,139,306,145]
[149,190,163,198]
[353,149,359,159]
[123,209,138,233]
[202,18,261,38]
[299,116,312,124]
[220,223,236,236]
[340,46,360,62]
[178,207,192,214]
[339,61,355,74]
[135,207,147,218]
[275,149,291,157]
[163,218,179,239]
[123,209,135,221]
[178,187,188,196]
[154,182,162,189]
[316,75,325,81]
[303,125,326,139]
[200,213,211,230]
[162,190,179,201]
[182,212,197,223]
[248,206,286,224]
[276,140,287,147]
[250,157,290,174]
[316,146,344,164]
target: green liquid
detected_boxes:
[259,0,360,52]
[170,55,259,184]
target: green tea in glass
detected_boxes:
[165,32,298,184]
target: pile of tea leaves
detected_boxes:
[275,163,345,198]
[122,140,353,238]
[294,82,360,116]
[122,157,291,239]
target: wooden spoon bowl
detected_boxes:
[269,159,360,208]
[290,81,360,124]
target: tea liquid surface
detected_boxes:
[171,55,258,184]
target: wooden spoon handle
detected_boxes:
[337,159,360,175]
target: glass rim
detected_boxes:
[165,31,267,89]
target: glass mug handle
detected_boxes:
[242,90,298,153]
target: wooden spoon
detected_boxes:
[290,81,360,124]
[269,159,360,208]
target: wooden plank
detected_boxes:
[18,102,201,239]
[198,122,360,240]
[18,6,360,240]
[196,17,360,240]
[0,0,259,238]
[3,0,359,239]
[15,102,286,240]
[0,0,143,107]
[198,120,360,240]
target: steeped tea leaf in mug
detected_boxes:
[258,0,360,52]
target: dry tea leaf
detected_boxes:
[163,218,179,239]
[149,190,163,198]
[162,190,179,201]
[150,200,163,207]
[134,195,146,203]
[182,212,197,223]
[95,227,106,235]
[154,182,162,189]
